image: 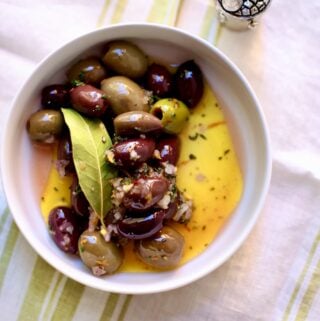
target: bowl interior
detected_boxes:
[1,24,271,294]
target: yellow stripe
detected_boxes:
[111,0,129,24]
[51,278,85,321]
[100,293,120,321]
[294,258,320,321]
[0,222,19,289]
[117,295,132,321]
[147,0,170,23]
[199,3,216,40]
[96,0,112,28]
[166,0,182,26]
[282,231,320,321]
[17,257,56,321]
[214,23,223,46]
[173,0,184,26]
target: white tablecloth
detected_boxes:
[0,1,320,320]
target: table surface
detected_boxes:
[0,1,320,320]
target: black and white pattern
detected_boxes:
[218,0,271,18]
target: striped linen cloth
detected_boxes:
[0,0,320,320]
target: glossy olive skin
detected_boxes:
[102,41,148,78]
[57,135,75,176]
[111,138,155,167]
[41,84,70,108]
[70,84,108,117]
[48,207,87,254]
[175,60,204,108]
[123,177,169,211]
[101,76,149,115]
[150,98,189,134]
[117,210,166,240]
[146,63,173,97]
[27,109,64,144]
[114,111,162,136]
[71,175,90,217]
[157,136,181,165]
[135,226,184,268]
[79,230,123,275]
[67,57,107,85]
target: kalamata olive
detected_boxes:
[150,98,189,134]
[48,206,87,254]
[157,136,181,165]
[101,76,150,115]
[109,138,155,167]
[79,230,123,275]
[117,210,166,240]
[56,134,75,176]
[135,226,184,268]
[71,175,90,217]
[114,111,162,136]
[102,41,148,78]
[164,199,178,220]
[70,84,108,117]
[146,63,173,97]
[175,60,204,108]
[27,109,64,144]
[123,177,169,211]
[67,57,107,85]
[41,84,70,108]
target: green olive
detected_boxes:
[150,98,189,134]
[102,41,148,78]
[78,230,123,276]
[135,226,185,269]
[101,76,150,115]
[27,109,64,144]
[67,57,107,85]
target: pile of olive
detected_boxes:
[27,40,204,275]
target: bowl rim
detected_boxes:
[0,22,272,294]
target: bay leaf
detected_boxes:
[61,108,116,218]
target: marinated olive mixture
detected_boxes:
[28,41,243,275]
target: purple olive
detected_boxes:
[56,135,75,176]
[117,210,166,240]
[157,136,181,165]
[111,138,155,167]
[48,206,87,254]
[70,84,108,117]
[164,199,178,220]
[175,60,204,108]
[41,84,70,108]
[71,176,90,217]
[123,177,169,211]
[146,63,173,97]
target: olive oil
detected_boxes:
[39,83,243,273]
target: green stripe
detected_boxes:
[282,231,320,321]
[0,222,19,289]
[111,0,128,24]
[294,258,320,321]
[96,0,112,28]
[51,278,85,321]
[147,0,170,23]
[199,4,216,40]
[41,273,64,321]
[17,257,56,321]
[117,295,132,321]
[0,207,10,233]
[100,293,120,321]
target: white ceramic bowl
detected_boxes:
[0,23,271,294]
